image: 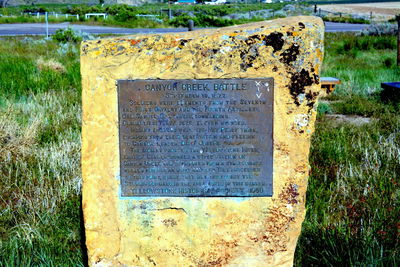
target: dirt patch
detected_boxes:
[325,114,372,126]
[320,2,400,20]
[36,58,66,73]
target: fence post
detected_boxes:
[318,8,321,17]
[168,0,172,20]
[370,11,373,20]
[188,19,194,31]
[397,15,400,66]
[45,12,49,39]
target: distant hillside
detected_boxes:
[5,0,160,7]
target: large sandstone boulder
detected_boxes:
[81,16,324,266]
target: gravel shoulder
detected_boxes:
[320,2,400,20]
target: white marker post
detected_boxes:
[45,12,49,39]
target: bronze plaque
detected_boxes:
[117,79,273,197]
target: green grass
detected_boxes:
[294,33,400,266]
[0,3,288,16]
[322,33,398,96]
[322,16,370,24]
[0,4,71,16]
[0,37,83,266]
[0,16,81,24]
[295,113,400,266]
[0,32,399,265]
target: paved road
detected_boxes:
[0,21,368,36]
[324,21,368,32]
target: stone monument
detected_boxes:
[81,16,324,266]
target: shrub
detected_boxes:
[52,28,82,43]
[337,35,395,55]
[193,5,232,17]
[343,40,353,52]
[383,57,394,68]
[114,9,138,22]
[105,4,136,16]
[360,23,397,36]
[372,37,396,50]
[323,15,370,24]
[22,6,48,14]
[197,13,234,27]
[359,39,370,50]
[317,102,332,115]
[169,13,233,28]
[62,5,90,16]
[57,43,79,57]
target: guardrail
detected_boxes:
[85,13,108,19]
[23,12,79,20]
[136,14,163,23]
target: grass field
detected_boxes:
[0,32,399,266]
[0,37,83,265]
[0,3,291,28]
[1,2,386,28]
[295,33,399,266]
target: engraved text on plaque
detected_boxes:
[118,79,273,197]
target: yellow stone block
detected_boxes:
[81,16,324,266]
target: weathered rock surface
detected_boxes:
[81,16,324,266]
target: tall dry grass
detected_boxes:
[0,38,83,266]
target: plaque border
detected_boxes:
[117,78,274,198]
